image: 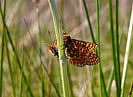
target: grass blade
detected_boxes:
[5,36,16,97]
[0,0,6,97]
[0,19,5,97]
[0,1,34,97]
[41,74,45,97]
[82,1,96,96]
[25,23,61,97]
[107,67,114,96]
[19,47,24,97]
[121,4,133,97]
[115,0,121,88]
[82,0,95,43]
[96,0,108,97]
[109,0,120,96]
[48,0,70,97]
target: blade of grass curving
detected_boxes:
[109,0,120,96]
[82,0,95,43]
[48,0,70,97]
[115,0,121,89]
[121,4,133,97]
[0,2,34,97]
[107,67,114,96]
[5,35,16,97]
[96,0,108,97]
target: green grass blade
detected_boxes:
[82,1,96,96]
[0,3,34,97]
[37,10,45,97]
[96,0,108,97]
[82,0,95,43]
[41,74,45,97]
[0,0,6,97]
[0,20,5,97]
[121,4,133,97]
[96,0,102,96]
[109,0,120,96]
[19,47,24,97]
[42,62,61,97]
[48,0,70,97]
[66,63,75,97]
[115,0,121,88]
[5,36,16,97]
[107,67,114,96]
[25,27,61,97]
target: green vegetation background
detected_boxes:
[0,0,133,97]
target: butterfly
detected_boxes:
[48,31,100,67]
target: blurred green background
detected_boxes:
[0,0,133,97]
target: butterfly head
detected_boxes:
[48,45,59,58]
[62,31,72,46]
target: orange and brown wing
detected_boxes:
[72,39,98,53]
[69,57,86,67]
[85,52,100,65]
[69,52,99,67]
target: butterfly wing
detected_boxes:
[85,52,100,65]
[72,39,98,53]
[69,57,86,67]
[69,52,99,67]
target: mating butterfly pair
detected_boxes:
[48,31,100,67]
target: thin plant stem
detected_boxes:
[48,0,70,97]
[115,0,121,89]
[82,0,95,43]
[0,19,5,97]
[41,74,45,97]
[96,0,102,96]
[96,0,108,97]
[23,22,61,97]
[107,67,114,96]
[66,63,75,97]
[82,1,96,96]
[24,18,61,97]
[121,4,133,97]
[0,2,34,97]
[0,0,6,97]
[109,0,120,96]
[19,47,24,97]
[5,36,16,97]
